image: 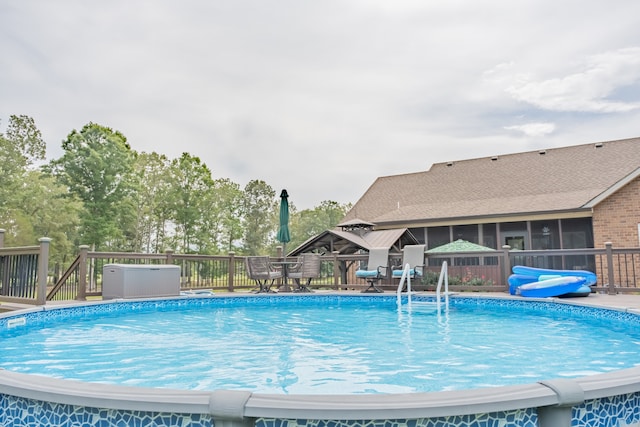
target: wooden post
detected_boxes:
[0,228,4,248]
[228,251,235,292]
[605,242,616,295]
[36,237,51,305]
[501,245,511,291]
[165,249,174,265]
[332,251,340,290]
[77,245,89,300]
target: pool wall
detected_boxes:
[3,295,640,427]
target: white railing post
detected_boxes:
[396,263,412,308]
[436,261,449,315]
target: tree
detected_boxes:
[166,153,214,253]
[5,115,46,166]
[288,200,352,250]
[0,115,64,246]
[129,152,174,252]
[14,171,82,264]
[0,128,22,224]
[48,123,136,250]
[0,115,47,217]
[242,180,276,255]
[200,178,244,254]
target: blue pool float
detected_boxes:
[508,274,536,295]
[509,266,597,298]
[515,276,587,298]
[512,265,597,285]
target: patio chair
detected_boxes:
[355,247,389,293]
[392,244,426,291]
[287,253,321,292]
[245,256,283,293]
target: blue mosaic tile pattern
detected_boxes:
[3,294,640,331]
[256,407,538,427]
[574,393,640,427]
[0,394,213,427]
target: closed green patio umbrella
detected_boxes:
[277,189,291,255]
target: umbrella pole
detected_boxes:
[278,189,291,292]
[283,243,289,292]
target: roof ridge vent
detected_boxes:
[595,142,603,148]
[446,161,454,167]
[490,156,498,161]
[539,150,546,155]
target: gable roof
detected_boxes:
[343,137,640,227]
[289,228,419,255]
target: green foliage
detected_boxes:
[166,153,214,253]
[201,178,244,254]
[287,200,351,252]
[49,123,136,249]
[1,115,356,263]
[0,116,81,255]
[18,171,82,264]
[420,270,441,285]
[0,115,47,222]
[129,152,173,253]
[421,268,495,287]
[242,180,277,255]
[5,115,46,165]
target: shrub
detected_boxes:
[420,268,495,287]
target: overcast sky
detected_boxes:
[2,1,640,209]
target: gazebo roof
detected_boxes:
[289,227,419,255]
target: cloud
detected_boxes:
[504,123,556,137]
[504,48,640,113]
[2,1,640,209]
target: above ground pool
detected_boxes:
[4,294,640,427]
[2,294,640,395]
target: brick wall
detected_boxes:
[593,176,640,288]
[592,176,640,248]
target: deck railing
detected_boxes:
[1,228,638,305]
[0,235,51,305]
[47,249,348,301]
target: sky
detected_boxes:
[2,1,640,210]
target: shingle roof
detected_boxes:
[343,137,640,226]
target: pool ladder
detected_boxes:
[396,261,449,315]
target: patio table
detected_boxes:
[270,260,300,292]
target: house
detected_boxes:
[340,137,640,271]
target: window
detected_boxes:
[426,226,450,250]
[560,217,595,271]
[452,224,479,243]
[482,223,497,249]
[531,220,560,250]
[561,218,593,248]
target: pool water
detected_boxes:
[2,296,640,394]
